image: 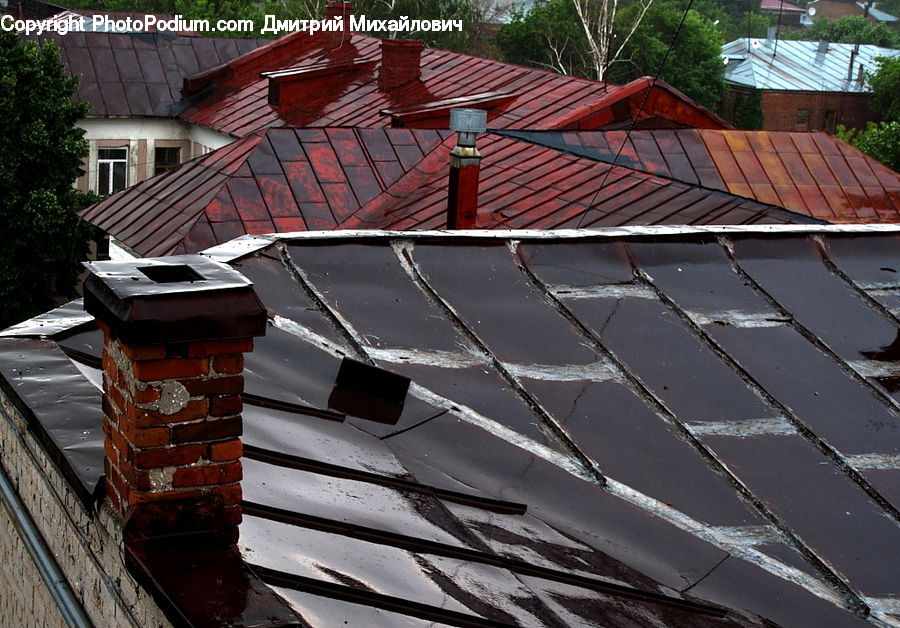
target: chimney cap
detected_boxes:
[450,108,487,134]
[83,254,266,345]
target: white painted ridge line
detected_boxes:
[202,234,276,262]
[271,315,352,361]
[685,417,797,437]
[843,453,900,470]
[366,347,486,368]
[603,476,847,608]
[549,284,656,299]
[261,223,900,243]
[687,310,790,328]
[847,360,900,378]
[504,361,619,382]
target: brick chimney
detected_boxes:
[83,255,266,544]
[323,0,351,49]
[379,39,424,89]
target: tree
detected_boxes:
[497,0,593,76]
[0,31,97,328]
[734,90,764,130]
[609,3,725,109]
[787,15,900,48]
[877,0,900,15]
[569,0,654,80]
[498,0,725,108]
[868,56,900,122]
[838,122,900,171]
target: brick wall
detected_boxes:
[99,323,246,541]
[760,90,874,132]
[722,86,875,132]
[0,504,66,627]
[0,392,173,628]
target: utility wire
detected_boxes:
[576,0,696,229]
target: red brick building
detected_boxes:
[721,38,900,132]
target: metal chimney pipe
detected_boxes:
[447,108,487,230]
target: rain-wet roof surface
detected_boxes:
[80,127,824,257]
[30,31,269,118]
[1,226,899,626]
[722,38,900,93]
[503,129,900,223]
[178,32,727,136]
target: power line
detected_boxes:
[576,0,697,229]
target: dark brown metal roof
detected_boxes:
[31,31,269,118]
[1,226,898,626]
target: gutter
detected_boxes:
[0,456,94,628]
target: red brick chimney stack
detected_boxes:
[379,39,424,89]
[323,1,352,49]
[83,256,266,544]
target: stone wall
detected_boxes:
[0,392,173,628]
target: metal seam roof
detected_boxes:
[81,127,827,257]
[2,226,899,625]
[723,38,900,93]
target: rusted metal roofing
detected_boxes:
[504,129,900,223]
[31,31,269,118]
[2,226,899,625]
[80,127,817,256]
[722,38,900,93]
[180,31,729,135]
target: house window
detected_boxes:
[823,109,837,134]
[154,147,181,175]
[794,109,810,132]
[97,147,127,195]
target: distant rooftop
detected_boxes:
[759,0,806,13]
[722,38,900,92]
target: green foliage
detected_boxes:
[868,56,900,121]
[498,0,725,109]
[787,15,900,48]
[496,0,591,76]
[671,0,770,42]
[734,90,764,130]
[838,121,900,171]
[610,3,726,109]
[877,0,900,15]
[0,31,96,328]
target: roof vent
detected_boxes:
[379,39,424,89]
[817,39,829,54]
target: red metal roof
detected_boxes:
[504,129,900,223]
[81,127,817,256]
[341,133,806,231]
[180,31,730,136]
